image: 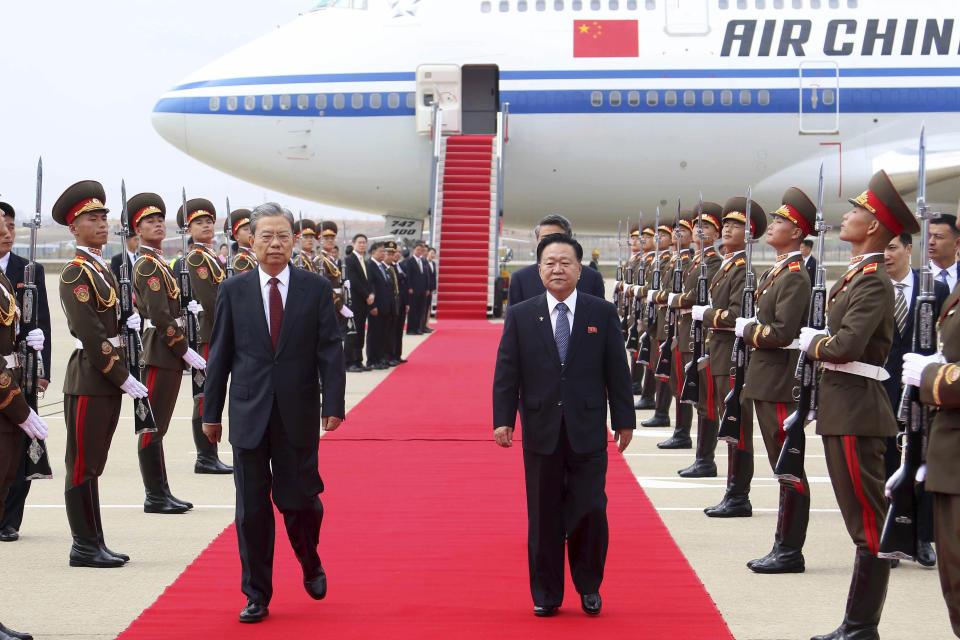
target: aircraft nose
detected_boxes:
[151,95,188,153]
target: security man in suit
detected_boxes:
[800,170,919,640]
[344,234,372,371]
[384,241,406,365]
[493,234,635,617]
[54,180,150,567]
[638,220,675,427]
[735,188,816,573]
[227,208,258,274]
[293,219,318,272]
[129,193,207,514]
[404,242,430,335]
[801,238,817,285]
[365,242,391,369]
[882,231,948,568]
[673,204,724,472]
[178,199,232,475]
[0,202,52,543]
[692,197,765,518]
[110,232,139,283]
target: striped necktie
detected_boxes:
[893,282,907,336]
[555,302,570,363]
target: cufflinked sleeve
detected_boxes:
[809,274,886,364]
[920,363,960,409]
[59,265,129,388]
[134,259,188,359]
[745,271,811,349]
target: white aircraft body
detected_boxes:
[152,0,960,230]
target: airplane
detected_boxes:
[151,0,960,234]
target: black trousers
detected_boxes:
[522,424,608,607]
[383,313,399,362]
[366,312,385,366]
[233,403,324,605]
[0,436,31,531]
[347,303,368,366]
[407,291,426,334]
[392,308,406,359]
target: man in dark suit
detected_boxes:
[365,242,391,370]
[882,231,948,568]
[344,234,372,372]
[404,242,429,335]
[425,246,436,332]
[508,214,605,306]
[801,238,816,285]
[110,233,139,282]
[0,202,52,543]
[493,234,635,618]
[387,242,408,364]
[201,203,345,624]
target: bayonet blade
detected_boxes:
[918,124,926,207]
[35,158,42,218]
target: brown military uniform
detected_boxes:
[316,252,344,313]
[225,208,257,274]
[293,219,318,273]
[0,271,33,522]
[233,247,258,274]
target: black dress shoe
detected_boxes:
[239,600,269,623]
[634,397,655,410]
[640,413,670,428]
[533,605,558,617]
[346,364,365,373]
[304,567,327,600]
[0,526,19,542]
[406,330,422,335]
[423,328,434,333]
[0,622,32,640]
[580,593,602,615]
[657,436,692,449]
[890,558,900,568]
[371,362,389,370]
[704,497,752,518]
[632,383,643,395]
[396,358,408,364]
[747,547,804,573]
[917,541,937,567]
[677,460,717,478]
[144,495,190,514]
[194,457,233,474]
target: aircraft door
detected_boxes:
[461,64,499,135]
[416,64,462,135]
[799,61,840,135]
[665,0,709,36]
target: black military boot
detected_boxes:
[811,549,889,640]
[193,417,233,474]
[658,402,692,448]
[158,444,193,510]
[640,381,671,427]
[705,444,752,517]
[748,484,808,573]
[631,359,643,395]
[139,443,190,514]
[678,417,719,477]
[91,479,129,563]
[65,481,125,568]
[634,367,656,409]
[0,622,32,640]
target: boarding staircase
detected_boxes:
[428,105,508,320]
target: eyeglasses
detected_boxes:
[256,232,293,243]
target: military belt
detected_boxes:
[822,360,891,381]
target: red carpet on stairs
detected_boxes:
[116,320,733,639]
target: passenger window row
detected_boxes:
[209,92,416,112]
[589,88,777,107]
[481,0,656,12]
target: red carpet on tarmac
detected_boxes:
[116,320,733,640]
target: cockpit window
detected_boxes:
[311,0,367,9]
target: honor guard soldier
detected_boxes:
[55,181,148,567]
[656,212,695,449]
[692,197,765,518]
[800,172,919,640]
[177,199,232,474]
[640,220,675,427]
[315,221,345,314]
[735,188,816,572]
[293,219,318,272]
[674,204,723,473]
[130,193,206,513]
[632,224,658,409]
[227,208,258,273]
[624,225,644,395]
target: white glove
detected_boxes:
[691,305,710,322]
[182,347,207,370]
[734,316,754,338]
[799,327,826,353]
[187,300,203,316]
[884,463,928,498]
[125,312,141,332]
[25,328,44,352]
[342,279,351,290]
[646,290,655,304]
[902,352,945,387]
[668,293,678,307]
[631,285,642,297]
[340,306,355,318]
[18,409,48,440]
[917,463,927,483]
[121,374,149,399]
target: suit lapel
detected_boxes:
[564,294,589,364]
[248,269,275,354]
[276,267,306,354]
[534,294,562,366]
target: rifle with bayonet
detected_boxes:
[615,219,625,336]
[681,194,709,405]
[21,158,52,479]
[879,127,934,561]
[637,206,663,366]
[626,213,643,353]
[224,196,235,279]
[776,165,829,483]
[117,181,158,436]
[623,216,636,349]
[655,200,684,381]
[718,188,756,443]
[179,189,205,399]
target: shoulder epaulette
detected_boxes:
[735,257,746,266]
[863,263,878,274]
[788,261,802,272]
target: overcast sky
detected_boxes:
[0,0,376,225]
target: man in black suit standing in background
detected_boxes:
[404,242,429,335]
[0,202,52,543]
[801,238,816,285]
[201,202,345,623]
[508,214,605,306]
[365,242,391,370]
[882,231,948,568]
[110,231,139,282]
[344,234,372,372]
[425,246,436,332]
[493,234,635,618]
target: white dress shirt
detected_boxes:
[546,288,577,336]
[258,265,290,329]
[0,252,10,273]
[930,261,958,292]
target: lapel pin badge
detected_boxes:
[587,326,597,334]
[538,316,544,322]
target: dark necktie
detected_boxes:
[269,277,283,350]
[555,301,570,363]
[893,282,907,336]
[939,269,949,287]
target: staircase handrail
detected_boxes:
[428,101,443,250]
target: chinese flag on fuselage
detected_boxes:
[573,20,638,57]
